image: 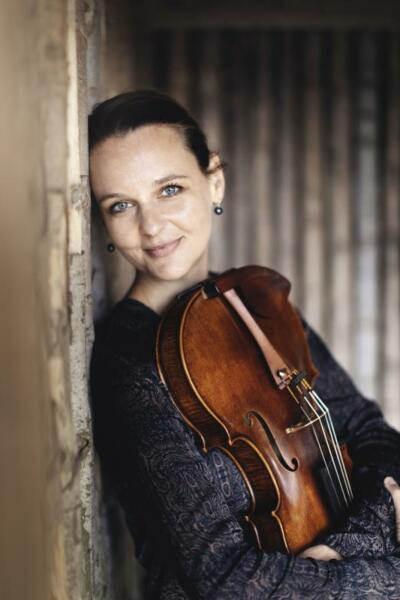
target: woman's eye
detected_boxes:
[161,184,182,197]
[108,201,132,215]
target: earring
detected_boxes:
[214,204,223,215]
[107,243,115,253]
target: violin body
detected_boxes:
[156,266,353,554]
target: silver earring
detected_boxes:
[107,243,115,253]
[214,204,223,215]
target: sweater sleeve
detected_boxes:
[302,321,400,560]
[304,321,400,479]
[90,341,400,600]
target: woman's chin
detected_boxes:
[150,257,206,283]
[151,263,192,281]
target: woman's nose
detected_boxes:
[138,203,166,237]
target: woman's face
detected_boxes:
[90,124,224,282]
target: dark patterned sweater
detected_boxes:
[90,296,400,600]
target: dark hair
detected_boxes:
[88,89,225,176]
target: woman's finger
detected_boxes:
[298,544,342,561]
[384,476,400,543]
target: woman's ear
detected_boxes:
[207,152,225,207]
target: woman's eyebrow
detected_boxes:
[98,174,190,204]
[98,192,129,204]
[153,174,189,185]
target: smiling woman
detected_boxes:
[89,90,400,599]
[89,93,225,313]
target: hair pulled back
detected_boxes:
[88,89,220,175]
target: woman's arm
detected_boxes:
[303,321,400,559]
[300,478,400,561]
[385,477,400,541]
[304,321,400,480]
[91,344,400,600]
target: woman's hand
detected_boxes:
[299,476,400,561]
[384,476,400,542]
[298,544,342,561]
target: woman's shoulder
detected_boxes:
[92,297,160,367]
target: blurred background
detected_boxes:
[1,1,399,599]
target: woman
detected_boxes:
[89,90,400,599]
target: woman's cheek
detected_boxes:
[170,197,193,219]
[107,213,138,238]
[182,195,211,227]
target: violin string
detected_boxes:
[302,400,344,508]
[301,385,353,505]
[287,385,344,509]
[308,389,353,502]
[300,384,349,506]
[296,385,351,507]
[303,387,352,506]
[302,384,353,503]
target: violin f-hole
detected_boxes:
[245,411,299,472]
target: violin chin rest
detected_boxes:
[238,270,291,319]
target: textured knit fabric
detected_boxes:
[90,295,400,600]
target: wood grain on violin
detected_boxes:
[156,265,353,555]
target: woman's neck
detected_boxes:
[127,261,210,316]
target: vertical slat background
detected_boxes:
[384,36,400,428]
[331,32,353,373]
[135,29,400,428]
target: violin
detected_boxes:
[156,265,353,555]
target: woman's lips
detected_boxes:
[144,237,182,258]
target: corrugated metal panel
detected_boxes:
[138,29,400,428]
